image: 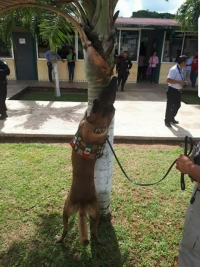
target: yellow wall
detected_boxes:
[37,60,138,82]
[159,63,174,84]
[127,62,138,83]
[4,59,16,80]
[37,60,87,81]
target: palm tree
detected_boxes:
[0,0,119,219]
[176,0,200,32]
[0,6,73,97]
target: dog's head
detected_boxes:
[80,77,117,144]
[90,77,116,124]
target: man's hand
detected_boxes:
[176,154,194,174]
[179,81,186,86]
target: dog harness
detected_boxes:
[70,132,106,159]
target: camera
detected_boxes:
[183,81,187,88]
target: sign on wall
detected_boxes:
[19,38,26,44]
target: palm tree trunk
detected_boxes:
[81,0,119,220]
[87,80,115,219]
[51,50,61,97]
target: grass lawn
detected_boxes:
[19,91,88,102]
[0,143,193,267]
[181,92,200,105]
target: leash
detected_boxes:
[106,136,193,188]
[180,136,193,190]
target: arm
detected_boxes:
[0,61,10,77]
[176,154,200,182]
[44,51,50,62]
[166,78,185,86]
[148,57,152,64]
[72,53,76,62]
[128,60,132,70]
[166,68,185,86]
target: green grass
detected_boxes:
[181,93,200,104]
[19,91,88,102]
[0,143,193,267]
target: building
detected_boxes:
[0,17,198,84]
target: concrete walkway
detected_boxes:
[0,80,199,141]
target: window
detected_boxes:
[37,36,75,59]
[119,30,139,61]
[162,32,184,62]
[0,38,12,58]
[183,34,198,56]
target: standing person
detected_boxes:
[67,47,76,83]
[138,54,146,80]
[175,49,181,63]
[183,52,193,86]
[44,50,62,82]
[147,51,159,83]
[116,51,132,92]
[176,141,200,267]
[164,55,187,128]
[190,50,198,89]
[0,59,10,120]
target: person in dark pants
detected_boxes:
[147,51,159,83]
[67,48,76,83]
[0,59,10,120]
[164,55,187,128]
[44,50,62,82]
[116,51,132,91]
[190,50,198,89]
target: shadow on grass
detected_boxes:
[0,212,128,267]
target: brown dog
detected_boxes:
[56,77,117,246]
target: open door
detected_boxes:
[138,29,164,83]
[13,32,38,80]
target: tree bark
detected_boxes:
[85,45,115,219]
[51,51,61,97]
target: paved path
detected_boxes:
[0,80,199,141]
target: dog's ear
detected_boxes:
[92,99,100,113]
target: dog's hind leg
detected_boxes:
[78,209,89,246]
[88,198,102,245]
[55,196,77,243]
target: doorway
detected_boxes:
[13,32,38,80]
[137,29,164,83]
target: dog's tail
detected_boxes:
[78,207,89,246]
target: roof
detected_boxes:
[0,2,179,29]
[115,17,179,28]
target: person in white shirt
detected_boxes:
[164,55,187,128]
[183,52,193,86]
